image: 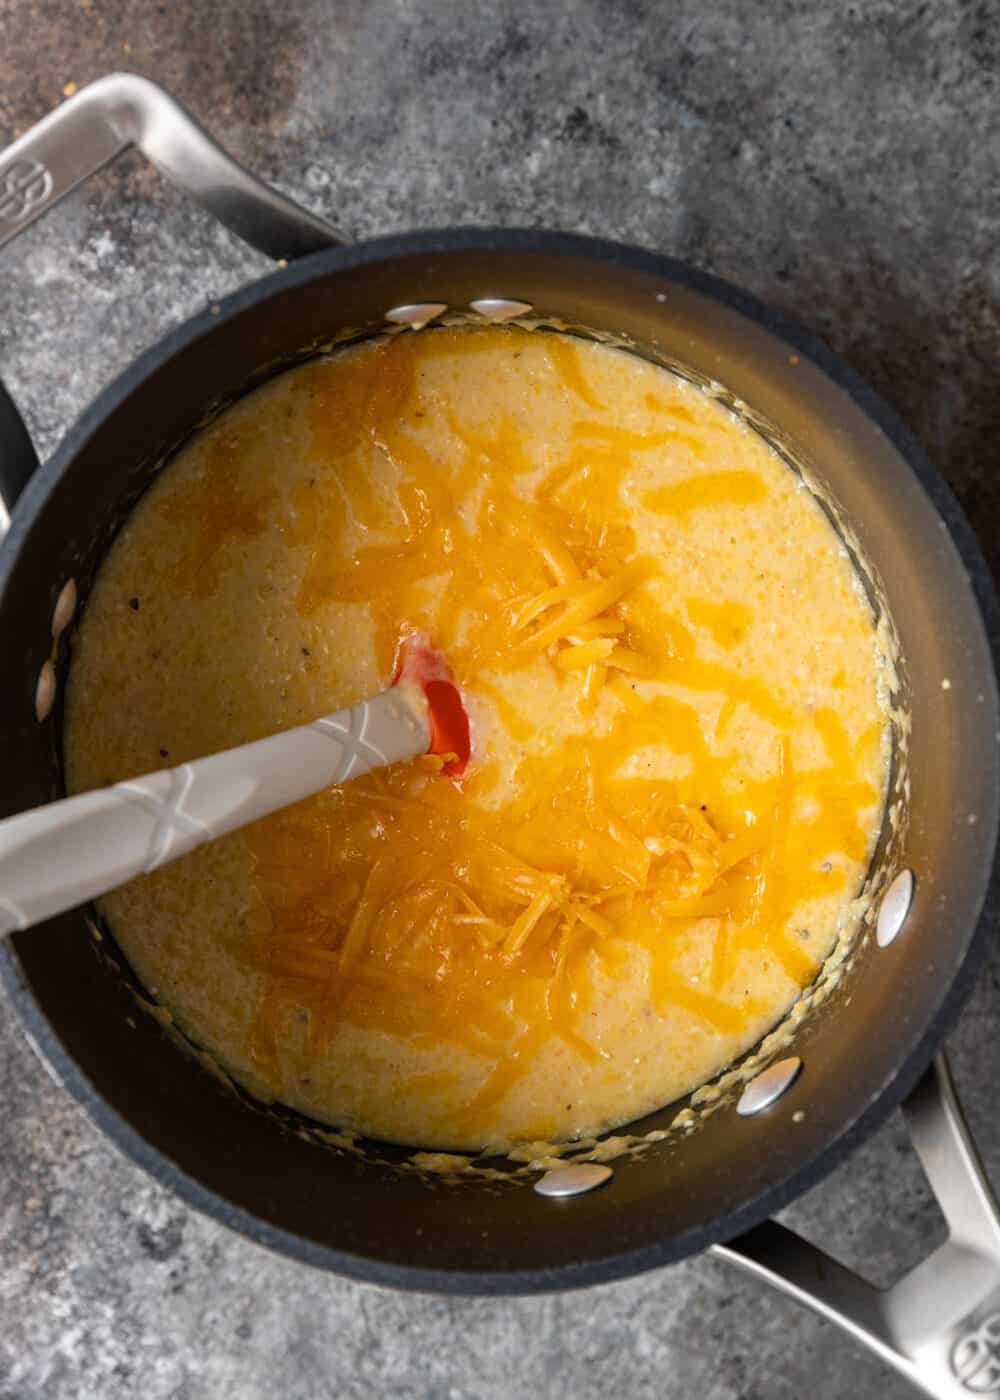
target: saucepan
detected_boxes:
[2,75,999,1398]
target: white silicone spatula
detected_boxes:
[0,638,471,938]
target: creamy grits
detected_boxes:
[65,325,889,1152]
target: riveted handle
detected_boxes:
[0,72,343,257]
[0,687,429,937]
[0,73,343,523]
[716,1052,1000,1399]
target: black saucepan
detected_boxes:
[2,76,999,1395]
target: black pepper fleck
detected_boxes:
[128,597,140,610]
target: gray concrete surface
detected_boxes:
[0,1,998,1395]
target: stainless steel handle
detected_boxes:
[0,71,342,257]
[0,72,343,526]
[716,1052,1000,1398]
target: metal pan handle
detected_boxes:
[717,1052,1000,1399]
[0,71,342,258]
[0,73,342,524]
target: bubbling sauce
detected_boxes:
[65,326,889,1152]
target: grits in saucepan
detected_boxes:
[65,326,889,1153]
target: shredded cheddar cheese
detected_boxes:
[66,323,890,1152]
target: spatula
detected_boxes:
[0,636,470,937]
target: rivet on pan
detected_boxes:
[469,298,534,321]
[736,1057,802,1117]
[877,868,914,948]
[534,1163,613,1198]
[35,660,56,723]
[385,302,448,329]
[51,578,77,639]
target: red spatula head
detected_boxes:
[393,634,471,777]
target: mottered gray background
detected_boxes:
[1,2,999,1396]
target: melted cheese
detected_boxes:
[65,325,889,1152]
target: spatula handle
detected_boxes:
[0,687,429,936]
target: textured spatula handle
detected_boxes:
[0,687,429,936]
